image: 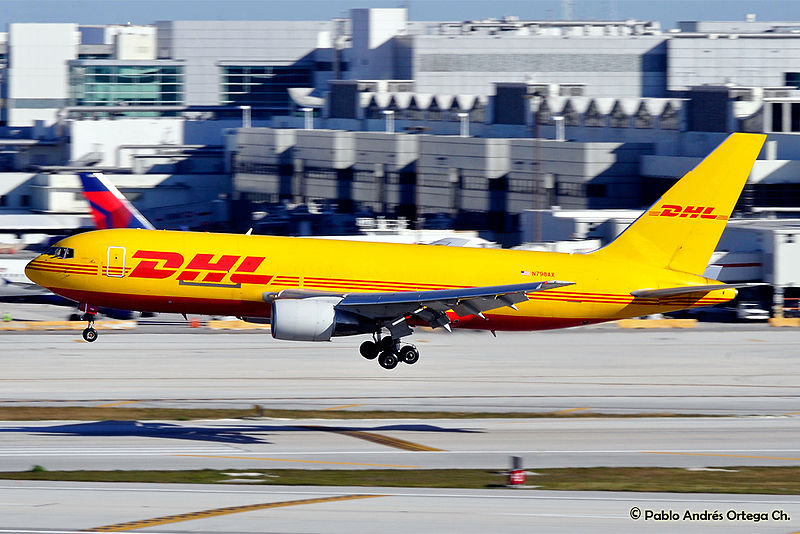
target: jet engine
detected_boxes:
[271,297,373,341]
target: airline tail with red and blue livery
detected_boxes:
[78,172,155,230]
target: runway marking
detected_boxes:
[83,494,383,531]
[301,425,444,452]
[323,404,363,410]
[95,400,141,408]
[173,454,420,468]
[644,451,800,462]
[336,430,443,452]
[555,407,592,414]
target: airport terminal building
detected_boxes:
[0,8,798,308]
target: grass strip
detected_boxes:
[0,406,722,421]
[3,467,800,494]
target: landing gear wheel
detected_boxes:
[378,351,398,370]
[359,340,379,360]
[80,312,97,342]
[82,327,98,343]
[399,345,419,364]
[378,337,394,352]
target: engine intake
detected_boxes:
[271,297,373,341]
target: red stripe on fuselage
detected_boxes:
[304,277,465,290]
[50,288,268,317]
[26,265,97,275]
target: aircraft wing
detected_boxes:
[630,283,767,298]
[335,280,574,332]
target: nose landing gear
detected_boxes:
[81,313,97,342]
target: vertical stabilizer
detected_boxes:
[78,172,155,230]
[594,133,765,274]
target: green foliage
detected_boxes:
[1,467,799,494]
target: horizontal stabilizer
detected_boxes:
[631,283,767,299]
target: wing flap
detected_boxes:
[631,282,767,298]
[337,280,574,327]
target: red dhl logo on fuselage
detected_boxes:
[128,250,270,285]
[648,204,728,220]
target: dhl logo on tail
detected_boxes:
[648,204,728,220]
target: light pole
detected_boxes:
[302,107,314,130]
[458,112,469,137]
[382,109,395,133]
[240,105,251,129]
[553,115,565,141]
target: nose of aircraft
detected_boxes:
[25,255,49,287]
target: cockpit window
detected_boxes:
[44,246,74,259]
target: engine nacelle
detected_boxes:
[271,297,373,341]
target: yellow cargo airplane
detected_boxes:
[26,133,766,369]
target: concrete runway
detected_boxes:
[2,416,800,471]
[1,482,799,534]
[0,319,798,415]
[1,305,800,532]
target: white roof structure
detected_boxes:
[433,94,454,110]
[410,93,433,109]
[539,95,685,117]
[288,88,325,108]
[591,98,617,115]
[614,98,641,116]
[363,92,486,111]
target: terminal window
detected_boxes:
[221,65,313,109]
[772,103,784,132]
[69,64,184,106]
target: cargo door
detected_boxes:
[106,246,126,278]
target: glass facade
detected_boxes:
[220,65,312,109]
[69,63,184,106]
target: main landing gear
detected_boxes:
[359,334,419,370]
[81,313,98,342]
